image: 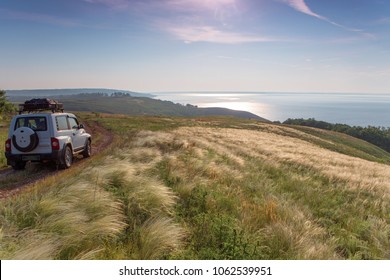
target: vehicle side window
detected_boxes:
[56,116,69,131]
[68,117,79,130]
[15,117,47,131]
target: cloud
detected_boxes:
[82,0,268,44]
[374,17,390,25]
[281,0,325,20]
[83,0,277,44]
[165,0,237,11]
[83,0,130,9]
[139,0,270,44]
[280,0,361,32]
[83,0,237,13]
[166,25,275,44]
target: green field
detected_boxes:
[8,93,268,121]
[0,124,8,169]
[0,114,389,259]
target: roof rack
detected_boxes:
[19,98,64,114]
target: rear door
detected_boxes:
[55,115,73,149]
[13,115,51,154]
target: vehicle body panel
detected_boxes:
[5,112,91,169]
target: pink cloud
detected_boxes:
[166,25,275,44]
[166,0,237,11]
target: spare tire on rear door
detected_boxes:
[12,127,39,152]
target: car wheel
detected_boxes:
[82,139,91,158]
[12,161,26,170]
[12,127,39,152]
[61,146,73,169]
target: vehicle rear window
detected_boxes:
[15,117,47,131]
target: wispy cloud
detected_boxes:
[281,0,325,19]
[83,0,237,13]
[165,0,237,11]
[165,0,239,26]
[280,0,361,32]
[374,17,390,25]
[82,0,130,9]
[166,25,275,44]
[135,0,272,44]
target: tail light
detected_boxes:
[51,138,60,151]
[5,139,11,152]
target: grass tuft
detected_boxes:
[136,215,186,259]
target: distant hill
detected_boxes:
[7,92,268,121]
[6,88,154,98]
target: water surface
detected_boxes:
[152,92,390,127]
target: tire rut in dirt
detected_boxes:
[0,121,114,199]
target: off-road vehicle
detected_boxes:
[4,99,92,170]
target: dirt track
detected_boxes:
[0,120,114,199]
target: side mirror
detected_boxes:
[79,124,84,129]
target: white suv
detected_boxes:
[5,108,91,170]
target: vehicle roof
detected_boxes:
[15,112,76,118]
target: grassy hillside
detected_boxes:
[0,114,389,259]
[6,88,154,98]
[8,94,267,121]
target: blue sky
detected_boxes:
[1,0,389,93]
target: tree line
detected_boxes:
[283,118,390,153]
[78,92,132,97]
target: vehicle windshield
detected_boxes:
[15,116,47,131]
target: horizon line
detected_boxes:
[5,88,390,95]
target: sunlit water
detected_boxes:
[152,92,390,127]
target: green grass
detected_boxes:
[33,94,267,121]
[0,114,389,259]
[0,124,8,169]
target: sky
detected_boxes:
[0,0,390,93]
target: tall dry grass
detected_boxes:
[0,181,126,259]
[0,130,188,259]
[175,127,390,195]
[137,216,187,259]
[159,126,389,259]
[1,119,389,259]
[82,131,187,259]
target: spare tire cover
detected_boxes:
[12,127,39,152]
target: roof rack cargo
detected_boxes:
[19,98,64,114]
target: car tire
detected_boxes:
[61,146,73,169]
[12,161,26,170]
[82,139,91,158]
[12,127,39,152]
